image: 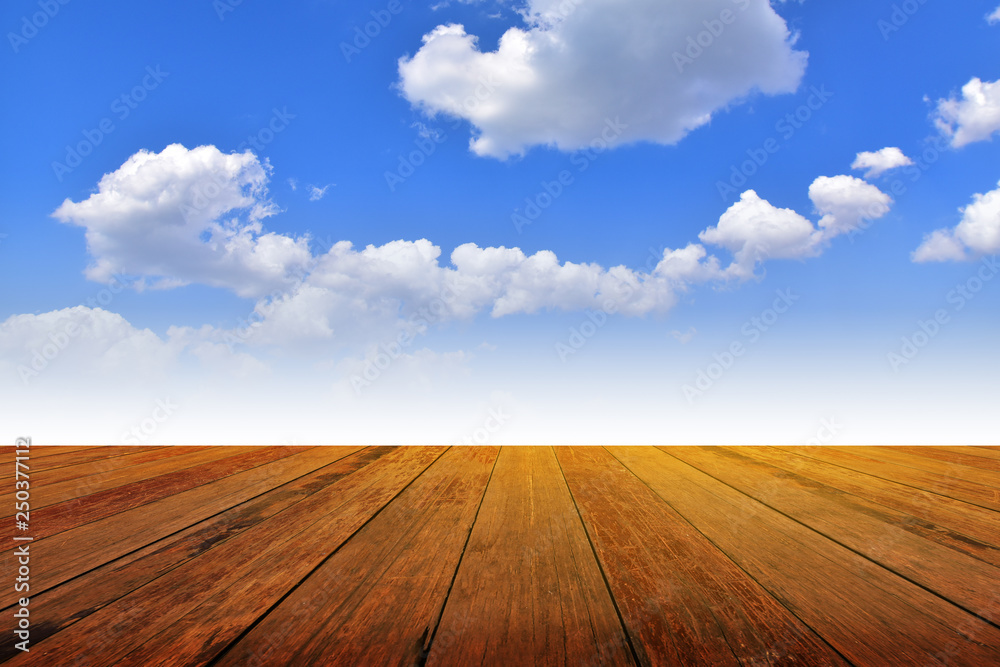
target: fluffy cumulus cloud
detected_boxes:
[699,190,821,279]
[988,6,1000,25]
[913,180,1000,262]
[0,307,179,384]
[933,77,1000,148]
[397,0,807,157]
[34,145,893,355]
[808,175,893,238]
[851,147,913,179]
[53,144,312,298]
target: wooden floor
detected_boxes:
[2,446,999,666]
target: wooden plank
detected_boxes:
[0,445,91,459]
[4,447,446,666]
[0,446,251,515]
[151,446,499,667]
[13,446,212,490]
[834,446,1000,489]
[0,446,365,662]
[934,446,1000,462]
[737,447,1000,558]
[425,446,635,666]
[666,446,1000,624]
[612,447,1000,666]
[888,446,1000,473]
[0,446,304,547]
[555,446,848,666]
[774,446,1000,512]
[0,446,163,479]
[0,447,364,602]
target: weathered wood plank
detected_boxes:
[0,446,303,547]
[0,447,363,603]
[667,446,1000,624]
[0,446,163,479]
[13,446,211,490]
[834,446,1000,490]
[556,446,848,666]
[177,447,498,667]
[0,446,365,662]
[738,447,1000,556]
[774,446,1000,512]
[3,447,446,667]
[885,446,1000,474]
[934,446,1000,462]
[0,446,250,515]
[426,446,635,666]
[613,447,1000,666]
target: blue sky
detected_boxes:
[2,0,999,444]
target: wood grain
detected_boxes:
[4,447,446,667]
[556,446,848,666]
[775,445,1000,512]
[426,446,635,666]
[666,446,1000,624]
[612,447,1000,666]
[0,446,364,662]
[737,447,1000,556]
[208,446,498,667]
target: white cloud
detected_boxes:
[809,175,893,239]
[933,77,1000,148]
[46,146,891,351]
[699,190,822,278]
[309,184,332,201]
[397,0,807,158]
[0,307,179,383]
[988,6,1000,25]
[53,144,313,298]
[850,147,913,179]
[913,180,1000,262]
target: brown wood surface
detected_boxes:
[0,446,304,547]
[2,445,998,666]
[775,445,1000,512]
[0,446,247,515]
[5,447,445,666]
[737,446,1000,558]
[665,446,1000,624]
[427,446,635,666]
[613,447,1000,666]
[210,446,499,667]
[0,446,163,479]
[555,446,848,666]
